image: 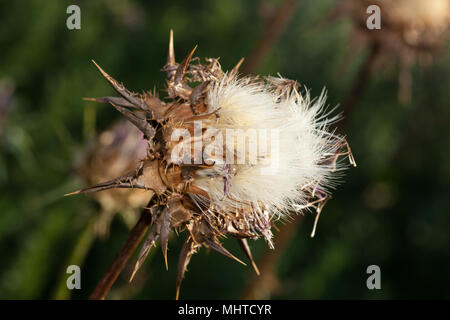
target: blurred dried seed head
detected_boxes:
[338,0,450,103]
[77,119,150,237]
[69,30,355,298]
[345,0,449,49]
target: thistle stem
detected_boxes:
[241,0,300,74]
[89,202,153,300]
[340,42,380,126]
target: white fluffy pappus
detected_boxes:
[189,74,353,236]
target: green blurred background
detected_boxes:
[1,0,449,299]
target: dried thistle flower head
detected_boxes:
[77,119,149,237]
[68,31,355,299]
[387,0,450,46]
[341,0,450,103]
[346,0,450,49]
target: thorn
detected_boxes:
[176,237,196,300]
[163,255,169,271]
[190,80,210,105]
[174,45,197,85]
[129,207,162,282]
[310,196,330,238]
[83,96,136,108]
[67,181,140,195]
[66,165,147,196]
[230,57,245,78]
[204,239,247,266]
[129,261,141,283]
[160,207,171,271]
[110,103,156,139]
[237,239,260,275]
[167,29,175,67]
[64,190,81,197]
[165,30,177,82]
[83,97,99,102]
[91,60,148,111]
[310,209,321,238]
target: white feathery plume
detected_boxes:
[191,74,350,230]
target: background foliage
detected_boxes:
[0,0,449,299]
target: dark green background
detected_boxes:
[0,0,449,299]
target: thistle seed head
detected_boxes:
[70,30,355,298]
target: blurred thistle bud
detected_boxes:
[339,0,450,103]
[77,119,150,237]
[345,0,450,49]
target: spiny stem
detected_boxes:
[89,201,153,300]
